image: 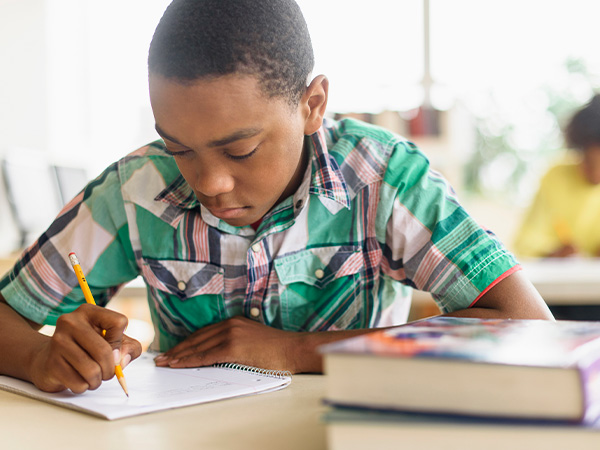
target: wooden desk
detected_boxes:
[1,374,328,450]
[4,372,600,450]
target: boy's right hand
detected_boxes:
[27,304,142,394]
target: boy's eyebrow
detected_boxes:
[155,124,186,146]
[155,124,263,148]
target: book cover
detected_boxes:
[320,317,600,423]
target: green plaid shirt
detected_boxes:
[1,118,519,351]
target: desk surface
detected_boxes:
[2,374,328,450]
[4,371,600,450]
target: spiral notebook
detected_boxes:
[0,352,292,420]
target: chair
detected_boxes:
[51,165,89,206]
[1,151,62,248]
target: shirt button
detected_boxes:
[177,280,187,291]
[250,307,260,318]
[251,243,261,252]
[295,199,304,209]
[315,269,325,279]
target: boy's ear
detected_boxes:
[301,75,329,135]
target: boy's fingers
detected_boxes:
[168,340,230,368]
[164,333,227,366]
[54,305,129,381]
[54,314,115,381]
[120,353,132,369]
[160,322,226,358]
[156,317,269,367]
[120,334,143,369]
[32,305,134,394]
[83,306,129,347]
[61,347,103,391]
[78,304,131,368]
[44,338,99,392]
[52,357,91,394]
[155,327,228,366]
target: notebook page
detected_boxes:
[0,353,291,420]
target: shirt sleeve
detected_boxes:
[0,162,140,325]
[379,140,519,314]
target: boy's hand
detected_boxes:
[154,316,304,373]
[28,304,142,393]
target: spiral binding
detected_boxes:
[214,362,292,379]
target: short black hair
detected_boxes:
[565,93,600,151]
[148,0,314,106]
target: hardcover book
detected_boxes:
[320,317,600,423]
[324,406,600,450]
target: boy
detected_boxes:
[0,0,553,394]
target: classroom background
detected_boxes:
[1,0,599,345]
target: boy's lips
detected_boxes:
[206,206,250,219]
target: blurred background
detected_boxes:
[1,0,599,340]
[1,0,599,254]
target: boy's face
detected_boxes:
[149,74,310,227]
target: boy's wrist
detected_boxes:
[286,328,379,374]
[23,334,52,385]
[285,331,324,374]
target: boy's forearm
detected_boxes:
[0,297,48,382]
[287,328,378,373]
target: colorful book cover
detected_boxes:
[320,317,600,423]
[322,317,600,367]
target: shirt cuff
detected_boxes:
[468,264,522,307]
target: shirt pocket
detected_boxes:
[274,245,365,332]
[140,258,226,332]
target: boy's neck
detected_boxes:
[274,138,310,206]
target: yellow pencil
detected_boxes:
[68,252,129,397]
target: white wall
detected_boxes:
[2,0,600,254]
[0,0,48,152]
[0,0,46,253]
[0,0,169,252]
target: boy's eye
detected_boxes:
[163,147,192,158]
[226,146,259,161]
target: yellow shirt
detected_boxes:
[513,161,600,258]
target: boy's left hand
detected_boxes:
[153,316,303,373]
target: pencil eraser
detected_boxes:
[68,253,79,266]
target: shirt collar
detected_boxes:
[306,124,351,212]
[154,174,199,211]
[154,121,351,223]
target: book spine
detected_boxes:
[579,356,600,424]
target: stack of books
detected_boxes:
[319,316,600,449]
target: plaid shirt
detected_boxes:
[0,118,518,351]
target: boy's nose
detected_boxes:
[193,164,235,197]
